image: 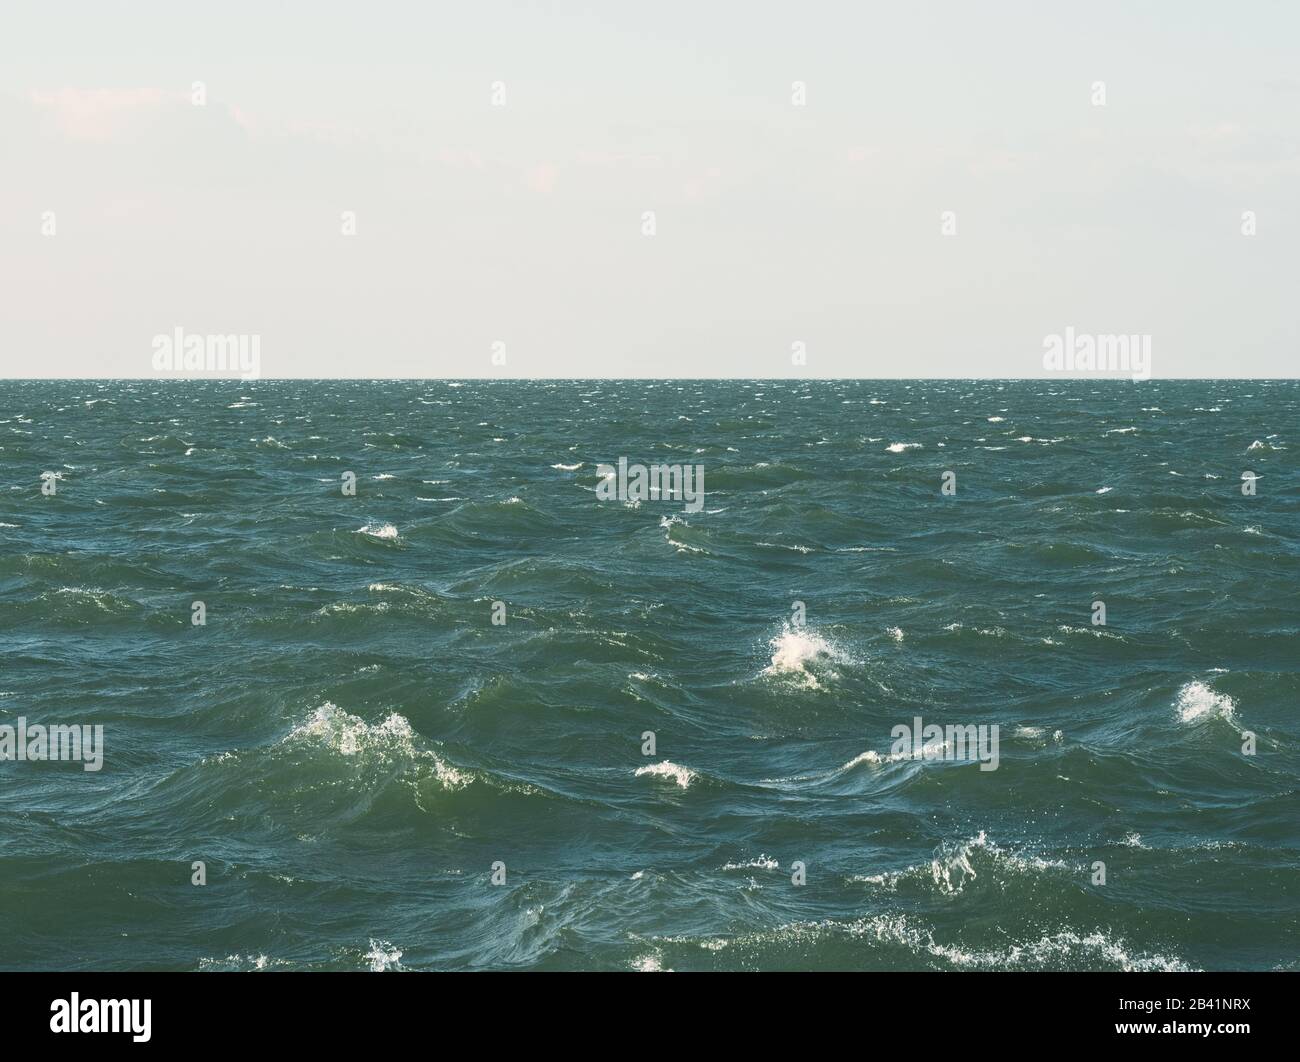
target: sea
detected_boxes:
[1,379,1296,971]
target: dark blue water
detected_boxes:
[1,379,1297,970]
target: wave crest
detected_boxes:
[1175,680,1238,727]
[635,760,697,789]
[762,624,848,689]
[286,703,472,789]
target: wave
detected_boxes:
[632,951,670,972]
[365,939,404,972]
[635,760,696,789]
[659,514,708,555]
[165,703,487,831]
[849,831,1069,897]
[721,854,780,871]
[661,912,1194,972]
[839,747,912,771]
[1174,680,1239,727]
[197,954,282,971]
[285,704,472,789]
[1012,725,1064,745]
[761,624,849,690]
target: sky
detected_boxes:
[1,0,1297,378]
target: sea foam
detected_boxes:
[287,704,472,789]
[635,760,696,788]
[366,939,404,972]
[762,625,847,690]
[1174,680,1238,726]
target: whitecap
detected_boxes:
[839,747,911,770]
[635,760,696,788]
[365,939,403,972]
[286,703,471,788]
[198,954,279,971]
[722,855,779,871]
[762,624,847,690]
[1174,680,1238,726]
[756,540,813,554]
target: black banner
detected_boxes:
[1,971,1288,1049]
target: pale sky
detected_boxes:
[1,1,1296,378]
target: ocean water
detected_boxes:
[1,378,1297,972]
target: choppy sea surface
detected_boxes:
[1,379,1297,972]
